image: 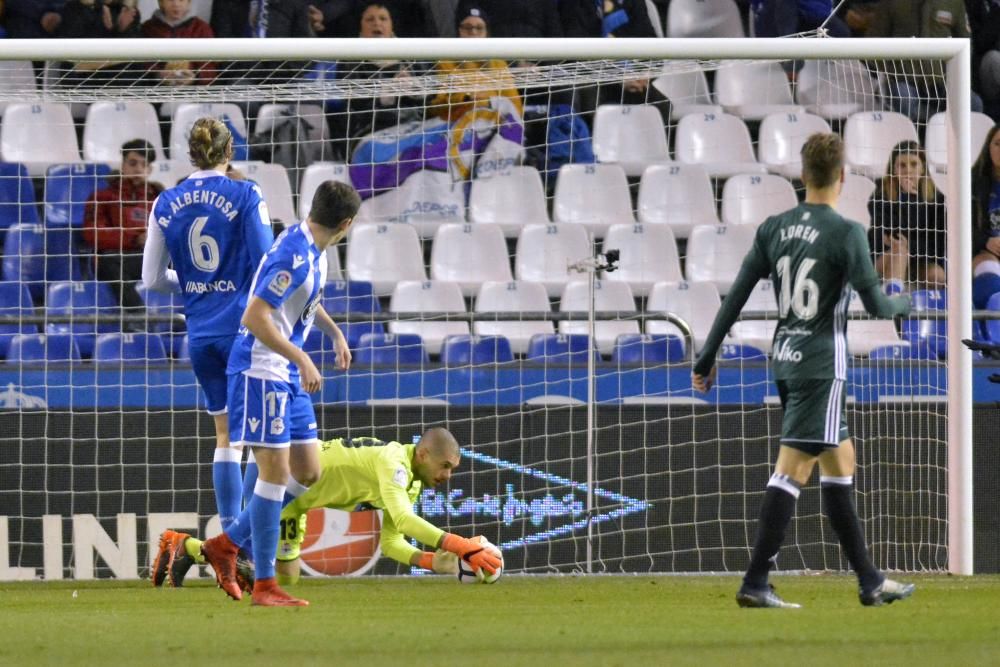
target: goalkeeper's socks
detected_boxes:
[743,473,800,591]
[242,449,258,510]
[213,447,243,531]
[282,476,309,508]
[249,479,285,581]
[821,476,882,592]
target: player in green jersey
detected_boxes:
[692,133,916,609]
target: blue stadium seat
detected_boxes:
[43,227,84,283]
[92,332,168,364]
[7,333,80,364]
[175,334,190,361]
[440,335,514,366]
[45,281,118,357]
[354,333,428,365]
[987,293,1000,344]
[0,162,40,232]
[869,344,936,361]
[341,322,386,349]
[612,333,685,365]
[2,223,46,299]
[136,284,185,333]
[43,163,111,227]
[0,282,37,359]
[322,280,380,314]
[526,334,597,364]
[719,344,767,361]
[903,289,947,358]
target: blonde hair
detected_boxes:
[800,132,843,189]
[188,117,233,169]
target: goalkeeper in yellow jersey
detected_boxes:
[155,427,501,587]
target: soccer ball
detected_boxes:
[456,536,503,584]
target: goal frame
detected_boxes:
[0,36,974,575]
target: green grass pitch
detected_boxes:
[2,575,999,666]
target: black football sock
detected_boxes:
[743,473,800,591]
[821,476,882,592]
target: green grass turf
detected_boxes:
[1,575,998,667]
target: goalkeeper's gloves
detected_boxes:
[440,533,502,575]
[416,550,459,575]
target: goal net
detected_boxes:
[0,38,972,581]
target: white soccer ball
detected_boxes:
[456,536,504,584]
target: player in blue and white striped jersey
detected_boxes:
[142,118,274,580]
[200,179,360,607]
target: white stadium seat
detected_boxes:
[667,0,744,38]
[592,104,671,176]
[473,280,555,355]
[925,110,994,175]
[0,61,37,117]
[651,63,722,120]
[848,320,904,355]
[148,160,195,189]
[356,169,464,239]
[325,245,344,283]
[637,164,718,239]
[559,280,639,356]
[843,111,918,179]
[0,103,80,176]
[83,101,166,165]
[515,223,593,297]
[298,162,350,220]
[646,280,722,353]
[685,224,757,295]
[758,111,832,180]
[231,161,297,225]
[170,103,247,161]
[796,60,879,120]
[601,223,683,297]
[553,163,634,236]
[674,112,767,179]
[388,280,469,355]
[346,222,426,295]
[468,166,548,237]
[726,279,778,353]
[721,173,798,227]
[430,223,512,297]
[714,61,803,121]
[838,173,876,229]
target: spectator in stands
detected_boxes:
[453,0,560,38]
[971,125,1000,309]
[58,0,140,37]
[82,139,164,319]
[142,0,216,86]
[211,0,252,37]
[307,0,435,37]
[867,140,947,289]
[3,0,63,38]
[969,0,1000,121]
[749,0,850,37]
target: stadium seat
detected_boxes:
[515,223,593,297]
[0,61,37,117]
[721,173,798,227]
[558,280,639,356]
[727,279,778,352]
[44,163,111,227]
[353,332,428,366]
[645,280,721,353]
[925,110,994,175]
[674,112,767,178]
[637,164,718,239]
[592,105,671,177]
[136,284,184,334]
[843,111,919,178]
[553,163,634,236]
[346,222,426,296]
[838,173,876,228]
[795,60,878,120]
[869,343,934,361]
[468,166,548,237]
[93,332,168,364]
[253,103,332,169]
[356,170,465,240]
[325,246,344,283]
[45,281,119,358]
[987,293,1000,344]
[757,112,832,180]
[1,223,46,299]
[525,333,597,365]
[902,289,947,359]
[473,280,554,355]
[322,280,380,314]
[230,161,297,226]
[612,333,685,365]
[170,103,248,161]
[0,162,40,232]
[298,162,350,220]
[601,223,683,297]
[82,101,166,165]
[388,280,469,355]
[6,332,80,364]
[714,61,803,121]
[651,63,722,120]
[719,343,767,361]
[148,160,195,190]
[666,0,744,37]
[0,282,37,359]
[440,334,514,366]
[430,223,512,297]
[684,224,757,295]
[0,103,81,176]
[847,319,904,355]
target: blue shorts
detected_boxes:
[228,373,318,449]
[188,334,237,415]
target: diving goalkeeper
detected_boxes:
[155,427,500,586]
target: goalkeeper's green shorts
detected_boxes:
[277,513,308,562]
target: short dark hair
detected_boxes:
[121,138,155,163]
[800,132,843,189]
[309,180,361,229]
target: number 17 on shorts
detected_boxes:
[229,373,294,448]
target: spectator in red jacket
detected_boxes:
[82,139,164,317]
[141,0,215,85]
